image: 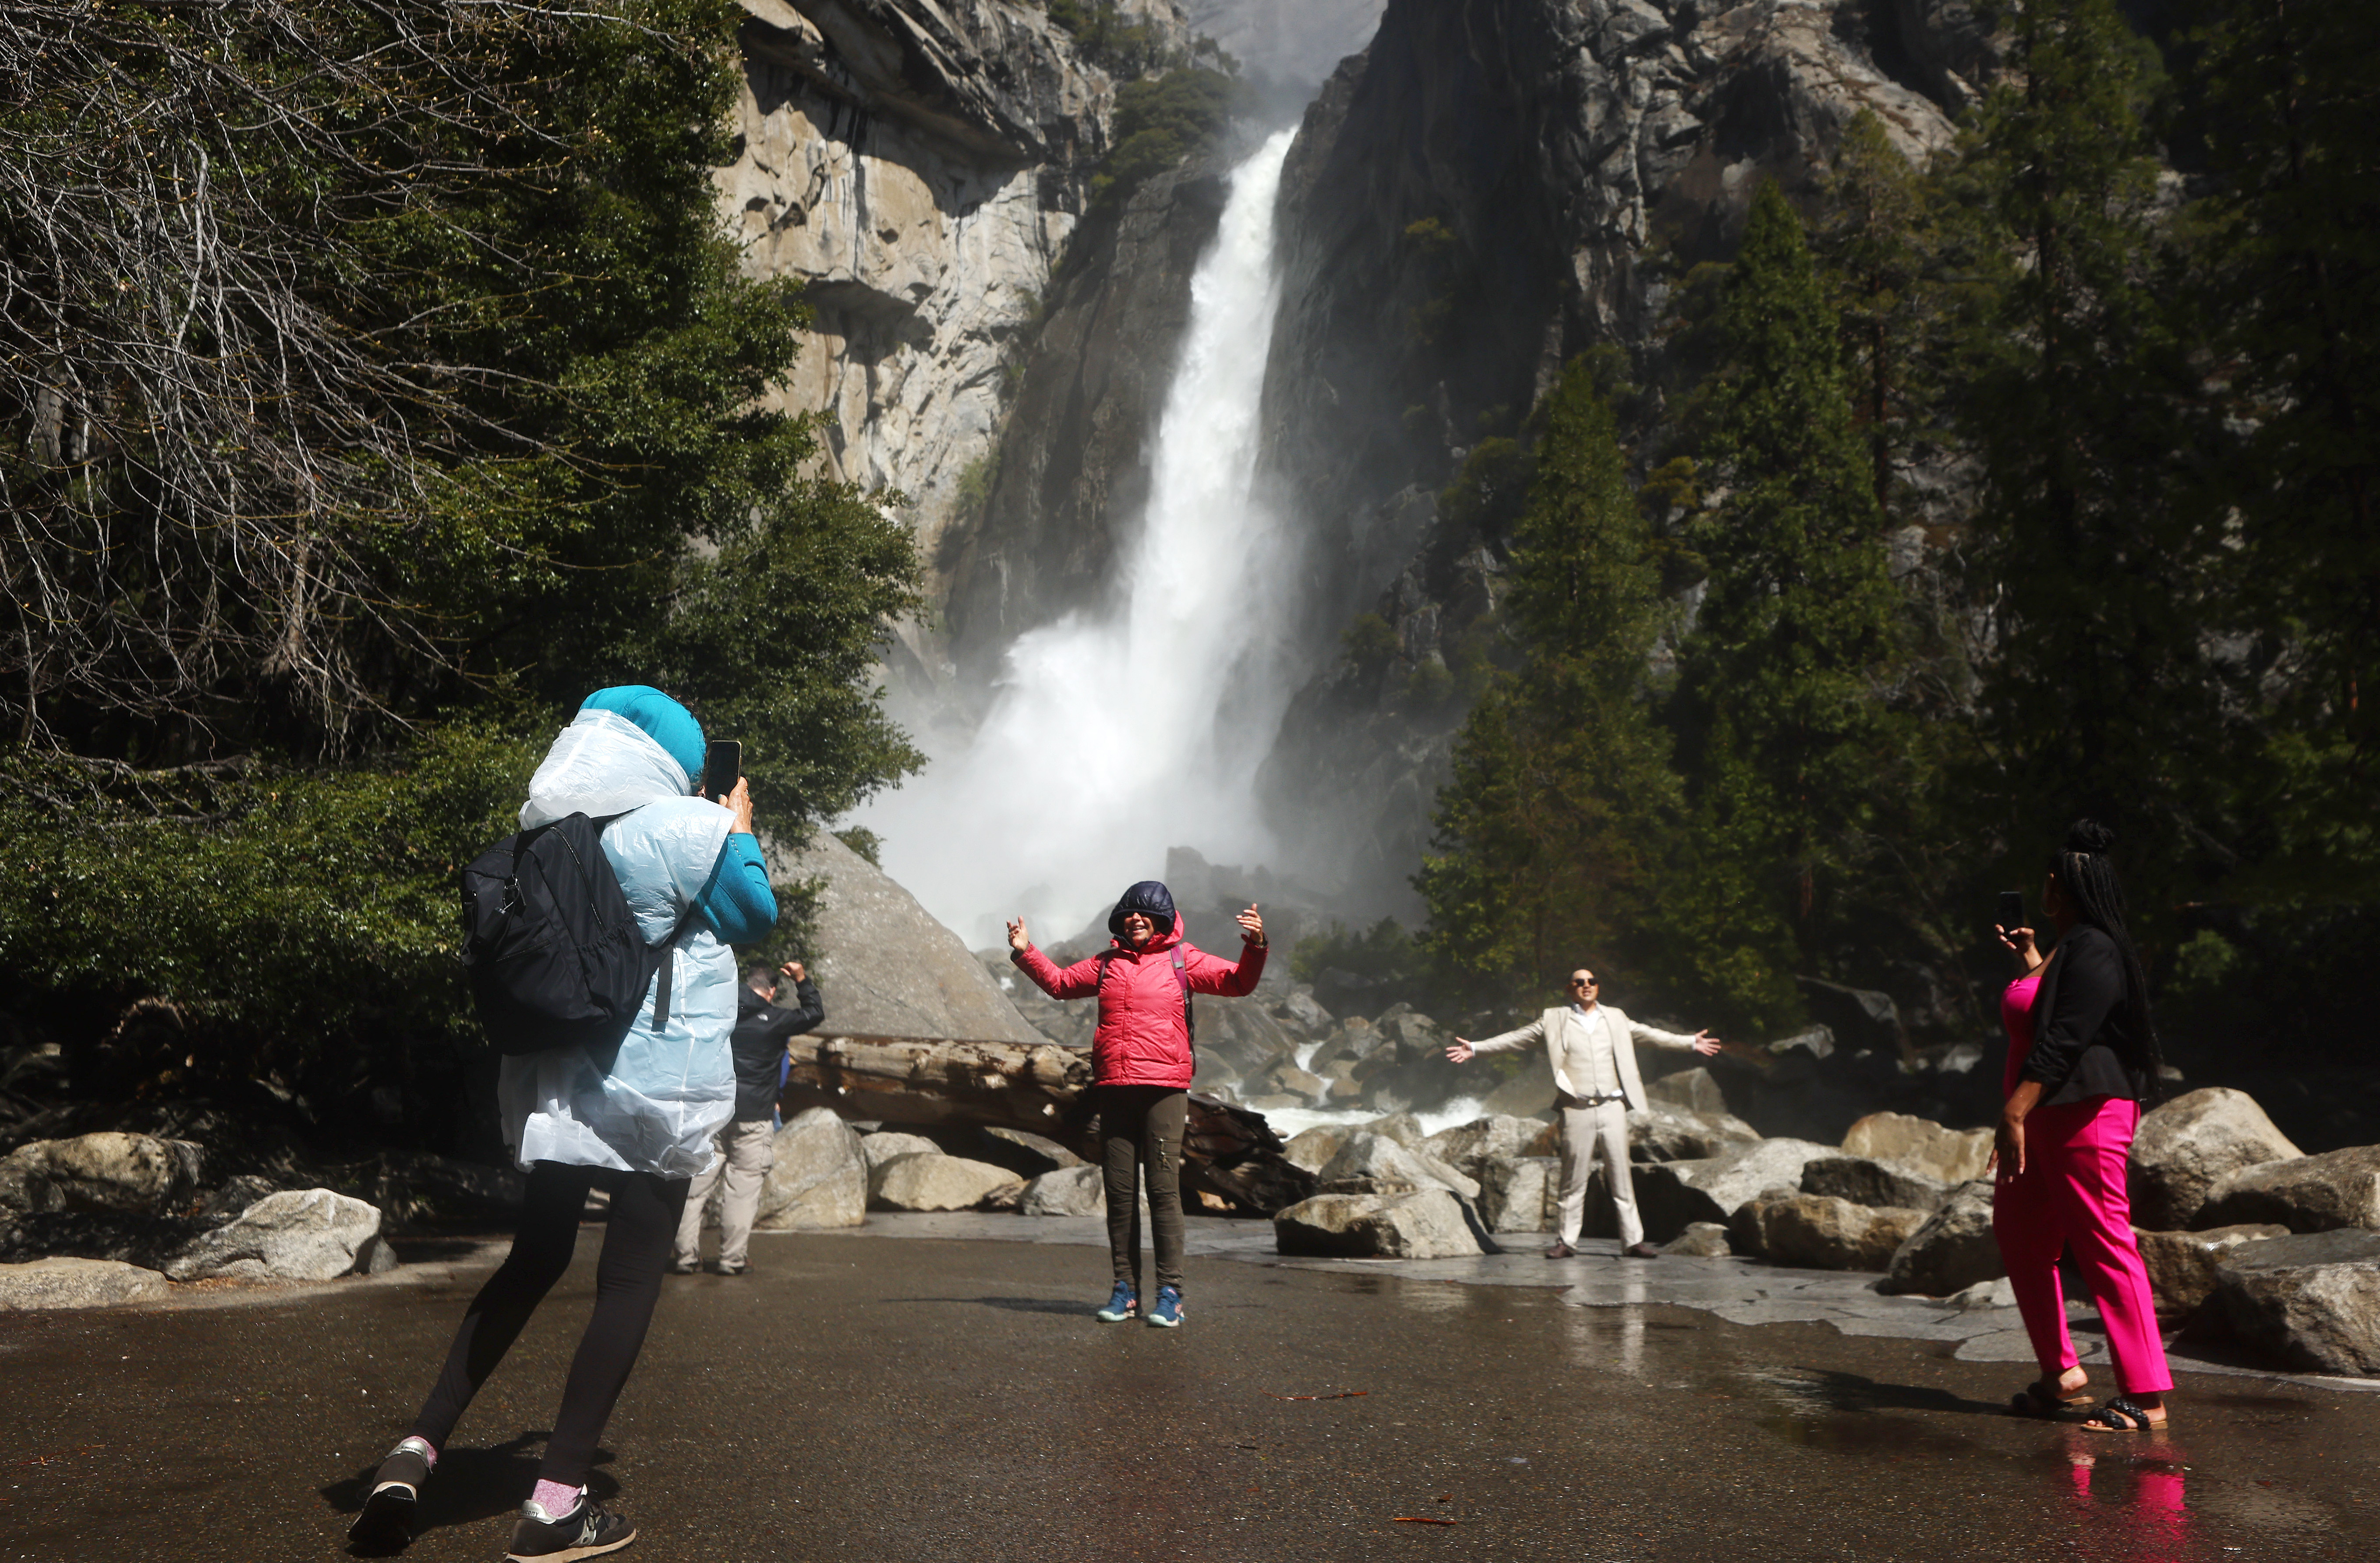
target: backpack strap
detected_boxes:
[649,905,700,1030]
[1171,943,1194,1043]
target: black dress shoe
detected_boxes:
[1621,1241,1663,1258]
[1544,1240,1577,1258]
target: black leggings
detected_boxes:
[409,1161,690,1487]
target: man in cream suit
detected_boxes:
[1446,969,1721,1258]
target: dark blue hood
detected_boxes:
[1107,880,1177,938]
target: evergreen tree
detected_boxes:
[1665,181,1910,1031]
[2187,0,2380,894]
[1952,0,2231,926]
[1418,362,1680,1000]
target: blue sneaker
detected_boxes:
[1146,1285,1185,1328]
[1095,1281,1138,1322]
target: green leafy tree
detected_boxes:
[1418,362,1680,1001]
[1664,182,1913,1031]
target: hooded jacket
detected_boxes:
[730,977,824,1120]
[1012,921,1266,1089]
[498,698,777,1177]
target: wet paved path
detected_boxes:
[4,1217,2376,1562]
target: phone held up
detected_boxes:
[1996,890,2025,933]
[703,740,741,804]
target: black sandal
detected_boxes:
[2008,1378,2091,1418]
[2079,1396,2166,1432]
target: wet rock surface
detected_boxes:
[2128,1087,2305,1231]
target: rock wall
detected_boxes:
[717,0,1191,678]
[1250,0,1974,910]
[936,163,1230,678]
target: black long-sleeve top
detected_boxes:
[730,978,823,1121]
[2019,925,2151,1106]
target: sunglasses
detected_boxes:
[1569,978,1598,988]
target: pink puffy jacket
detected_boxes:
[1012,922,1266,1088]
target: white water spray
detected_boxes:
[862,130,1303,945]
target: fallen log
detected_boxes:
[781,1034,1316,1216]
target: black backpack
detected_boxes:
[459,812,686,1060]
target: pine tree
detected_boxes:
[1664,181,1910,1031]
[1952,0,2232,923]
[2188,0,2380,893]
[1418,362,1680,1000]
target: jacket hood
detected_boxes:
[1107,879,1178,939]
[520,706,699,828]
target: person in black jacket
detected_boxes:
[668,961,823,1276]
[1990,820,2172,1432]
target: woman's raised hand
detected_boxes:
[725,776,754,836]
[1006,916,1029,953]
[1996,922,2041,971]
[1236,904,1266,947]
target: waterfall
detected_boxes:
[862,129,1302,946]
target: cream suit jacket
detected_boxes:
[1469,1004,1698,1110]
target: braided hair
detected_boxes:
[2050,819,2163,1086]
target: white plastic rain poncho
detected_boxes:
[496,708,739,1177]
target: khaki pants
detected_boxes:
[671,1117,776,1269]
[1557,1095,1639,1247]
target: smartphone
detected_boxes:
[1996,890,2025,931]
[703,739,741,803]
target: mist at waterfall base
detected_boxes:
[860,131,1305,950]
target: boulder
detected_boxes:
[0,1257,171,1311]
[1662,1222,1732,1258]
[1630,1139,1837,1242]
[2198,1145,2380,1235]
[1256,1059,1328,1101]
[2128,1088,2303,1230]
[1727,1183,1803,1258]
[1315,1134,1478,1200]
[1421,1116,1555,1181]
[1799,1155,1952,1214]
[769,830,1049,1043]
[0,1133,205,1216]
[1478,1157,1557,1233]
[867,1154,1024,1213]
[1361,1113,1429,1148]
[1758,1195,1930,1272]
[1478,1052,1557,1120]
[163,1189,393,1282]
[860,1132,942,1173]
[2134,1223,2289,1317]
[753,1108,867,1230]
[1646,1067,1730,1118]
[1282,1124,1360,1174]
[2208,1229,2380,1377]
[1273,1189,1481,1259]
[1308,1017,1381,1074]
[1629,1105,1761,1164]
[1948,1277,2016,1311]
[1880,1180,2003,1297]
[1840,1113,1992,1186]
[1275,988,1334,1037]
[1021,1164,1107,1217]
[976,1126,1086,1178]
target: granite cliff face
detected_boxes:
[717,0,1189,676]
[1250,0,1987,913]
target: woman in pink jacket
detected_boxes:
[1008,880,1266,1328]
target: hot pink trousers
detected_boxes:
[1991,1095,2174,1396]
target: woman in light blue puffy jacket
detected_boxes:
[350,687,774,1563]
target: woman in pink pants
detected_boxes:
[1991,819,2173,1432]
